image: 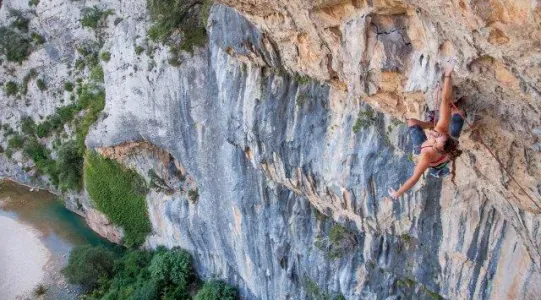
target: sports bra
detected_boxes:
[420,144,449,168]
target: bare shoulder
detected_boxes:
[419,149,436,164]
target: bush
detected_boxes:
[29,0,40,6]
[0,25,31,63]
[85,151,151,247]
[11,12,30,32]
[36,78,47,91]
[135,46,144,55]
[31,32,45,45]
[5,81,19,96]
[63,245,115,290]
[352,108,376,133]
[36,122,52,138]
[57,140,84,191]
[80,6,105,29]
[8,135,24,149]
[90,65,104,82]
[23,138,49,162]
[147,0,209,50]
[64,81,74,92]
[75,58,86,71]
[3,123,15,137]
[101,51,111,62]
[33,284,47,297]
[22,138,60,185]
[20,116,36,135]
[36,84,103,140]
[179,27,207,53]
[75,85,105,151]
[195,280,238,300]
[5,149,13,159]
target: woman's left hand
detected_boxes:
[388,187,400,200]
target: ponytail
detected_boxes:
[443,138,463,184]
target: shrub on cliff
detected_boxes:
[20,116,36,135]
[84,151,151,247]
[0,11,43,63]
[4,81,19,96]
[147,0,211,55]
[57,140,84,191]
[0,25,31,63]
[80,6,113,29]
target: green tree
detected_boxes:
[63,245,115,290]
[195,280,238,300]
[131,279,159,300]
[149,248,192,298]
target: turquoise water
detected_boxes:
[0,180,111,251]
[0,180,116,299]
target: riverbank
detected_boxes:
[0,180,110,299]
[0,216,49,299]
[0,177,60,196]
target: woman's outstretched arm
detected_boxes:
[435,61,455,134]
[388,156,430,199]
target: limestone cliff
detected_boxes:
[1,0,540,299]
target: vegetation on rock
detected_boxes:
[80,7,113,29]
[147,0,212,63]
[352,107,377,133]
[101,51,111,62]
[36,78,47,91]
[0,11,45,63]
[84,151,151,247]
[64,81,74,92]
[5,81,19,96]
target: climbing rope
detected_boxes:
[445,95,541,211]
[433,82,440,127]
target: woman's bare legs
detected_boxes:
[435,60,455,135]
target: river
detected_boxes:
[0,180,111,300]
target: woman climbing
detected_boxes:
[388,61,464,199]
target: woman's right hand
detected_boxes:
[443,59,456,76]
[388,187,400,200]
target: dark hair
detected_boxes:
[443,138,463,183]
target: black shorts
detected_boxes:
[408,113,464,155]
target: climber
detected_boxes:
[388,60,464,200]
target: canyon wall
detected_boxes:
[1,0,541,299]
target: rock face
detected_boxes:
[1,0,541,299]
